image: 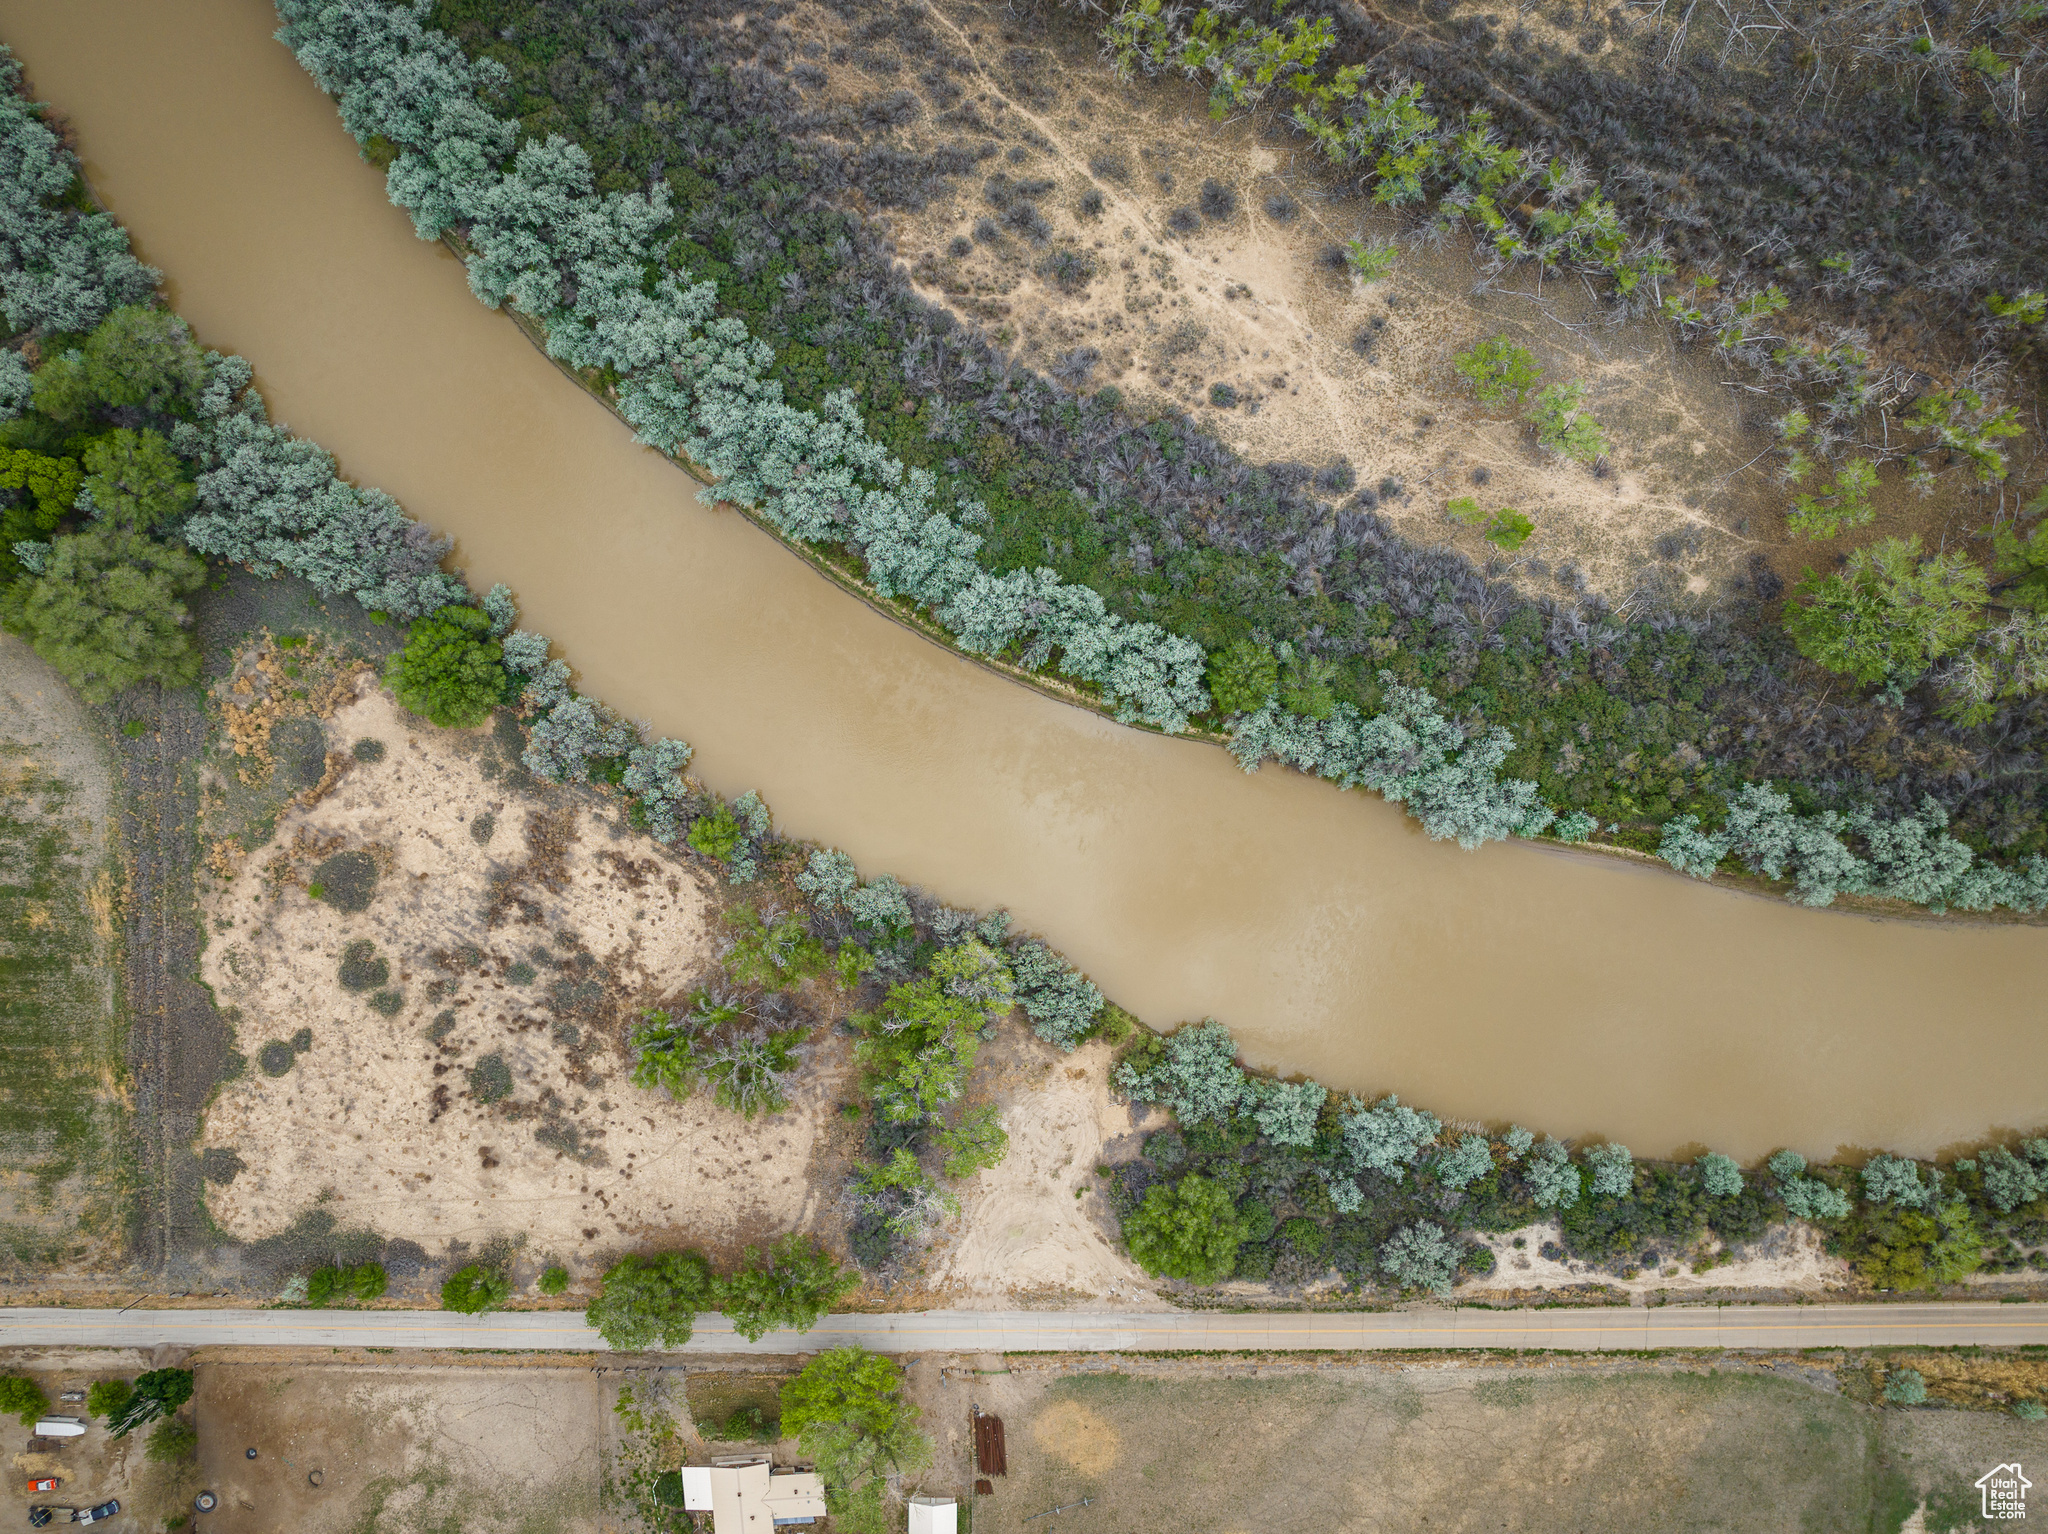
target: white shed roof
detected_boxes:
[908,1494,959,1534]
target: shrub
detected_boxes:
[351,737,386,762]
[1524,1137,1582,1209]
[85,1379,131,1421]
[717,1233,858,1343]
[1452,336,1541,406]
[1526,382,1610,464]
[468,1053,513,1104]
[1340,1095,1441,1181]
[1696,1152,1744,1198]
[313,850,378,913]
[1883,1368,1927,1406]
[337,940,388,991]
[1433,1133,1495,1190]
[352,1261,388,1301]
[441,1263,510,1314]
[1008,940,1102,1049]
[1861,1154,1930,1208]
[386,604,507,728]
[1342,236,1397,281]
[258,1041,295,1077]
[1209,382,1238,408]
[1122,1173,1246,1284]
[2014,1400,2047,1421]
[1116,1020,1246,1126]
[1251,1079,1325,1148]
[107,1369,192,1438]
[538,1265,569,1296]
[1378,1220,1459,1294]
[145,1418,198,1463]
[0,1376,48,1425]
[1585,1143,1634,1198]
[370,989,404,1016]
[587,1250,716,1349]
[1787,458,1878,539]
[1279,1216,1327,1258]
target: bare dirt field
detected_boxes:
[194,683,826,1278]
[193,1360,604,1534]
[943,1354,2048,1533]
[0,634,130,1272]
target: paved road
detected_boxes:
[4,1303,2046,1354]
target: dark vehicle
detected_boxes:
[29,1510,52,1529]
[71,1504,119,1525]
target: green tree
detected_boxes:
[1122,1173,1247,1284]
[107,1369,193,1439]
[386,604,506,728]
[440,1262,511,1315]
[81,428,195,530]
[586,1250,716,1349]
[84,1379,131,1421]
[1,522,205,701]
[145,1418,198,1463]
[0,445,84,569]
[1205,636,1279,715]
[936,1104,1009,1178]
[1452,336,1542,407]
[717,1233,858,1343]
[0,1376,48,1426]
[1785,536,1987,685]
[30,304,209,422]
[779,1347,933,1491]
[538,1265,569,1296]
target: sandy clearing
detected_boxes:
[935,1037,1165,1308]
[196,684,831,1266]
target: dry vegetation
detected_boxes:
[796,0,2031,611]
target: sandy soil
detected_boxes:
[1465,1217,1847,1301]
[196,684,830,1269]
[934,1037,1164,1308]
[194,1361,603,1534]
[789,0,2003,610]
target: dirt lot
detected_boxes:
[930,1034,1159,1309]
[0,1349,200,1532]
[0,634,131,1272]
[193,1361,604,1534]
[944,1355,2048,1533]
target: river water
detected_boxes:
[6,0,2042,1158]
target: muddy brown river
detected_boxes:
[6,0,2042,1158]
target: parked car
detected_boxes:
[26,1480,56,1494]
[72,1504,119,1525]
